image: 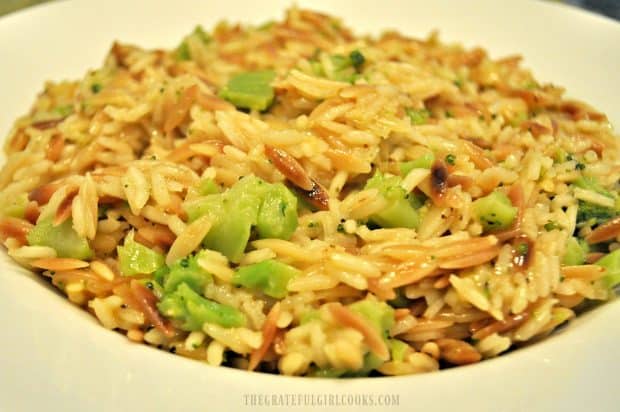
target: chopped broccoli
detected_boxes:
[27,218,92,260]
[388,339,410,362]
[175,42,191,61]
[0,193,28,218]
[348,299,395,340]
[345,352,384,377]
[573,176,614,198]
[576,200,618,226]
[594,249,620,289]
[175,25,211,61]
[573,176,619,225]
[183,175,298,263]
[196,178,221,196]
[407,191,428,210]
[192,25,210,44]
[256,183,298,240]
[405,108,431,125]
[232,259,299,298]
[472,191,517,232]
[54,105,74,117]
[161,253,212,294]
[309,50,365,83]
[387,287,410,308]
[257,20,275,30]
[544,221,560,231]
[218,70,276,111]
[349,50,365,69]
[399,152,435,174]
[299,310,320,325]
[554,148,570,164]
[117,231,165,276]
[364,172,420,229]
[157,283,246,330]
[562,237,588,266]
[309,367,348,378]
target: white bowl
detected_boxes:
[1,1,618,411]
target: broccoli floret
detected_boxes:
[405,108,431,125]
[576,200,618,226]
[364,172,420,229]
[349,50,365,69]
[183,175,298,263]
[309,51,365,84]
[232,259,298,298]
[595,249,620,289]
[348,299,395,340]
[157,283,246,330]
[116,231,164,276]
[174,25,211,61]
[399,152,435,174]
[573,176,619,226]
[563,237,588,266]
[472,191,517,232]
[28,218,93,260]
[573,176,613,198]
[218,70,276,111]
[161,253,212,294]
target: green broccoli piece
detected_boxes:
[184,177,264,263]
[255,183,298,240]
[309,368,348,378]
[157,283,246,330]
[594,249,620,289]
[388,339,410,362]
[349,50,365,69]
[348,299,395,340]
[0,192,28,218]
[54,105,74,118]
[309,51,365,84]
[196,178,221,196]
[472,191,517,232]
[576,200,618,226]
[405,108,431,125]
[399,152,435,175]
[562,237,588,266]
[387,287,410,308]
[175,25,211,61]
[232,259,299,298]
[364,172,420,229]
[299,309,320,325]
[573,176,619,225]
[161,254,212,294]
[219,70,276,111]
[183,175,299,263]
[573,176,614,198]
[116,231,165,276]
[27,218,92,260]
[200,197,255,264]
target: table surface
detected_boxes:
[1,0,619,20]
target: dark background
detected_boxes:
[0,0,619,20]
[564,0,620,19]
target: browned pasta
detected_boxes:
[0,6,618,378]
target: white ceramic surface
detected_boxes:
[0,1,618,411]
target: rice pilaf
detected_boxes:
[1,7,619,376]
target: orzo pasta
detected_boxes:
[1,7,618,377]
